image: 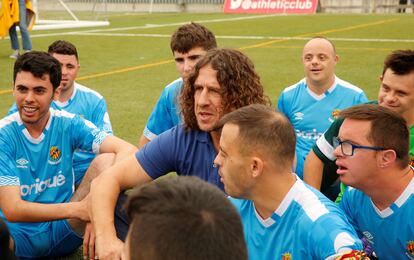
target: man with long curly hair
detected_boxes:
[88,48,271,259]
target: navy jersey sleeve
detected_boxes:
[136,126,179,179]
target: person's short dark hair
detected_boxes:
[339,104,409,168]
[382,49,414,75]
[218,104,296,169]
[181,48,271,130]
[48,40,79,60]
[125,176,247,260]
[170,22,217,54]
[0,219,18,260]
[13,51,61,91]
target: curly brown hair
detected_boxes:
[180,48,271,130]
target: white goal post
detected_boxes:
[32,0,109,31]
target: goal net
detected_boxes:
[32,0,109,31]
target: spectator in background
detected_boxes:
[8,0,35,58]
[398,0,408,13]
[138,22,217,148]
[277,36,367,182]
[123,176,247,260]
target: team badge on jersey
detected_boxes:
[331,109,341,119]
[281,252,291,260]
[329,109,341,123]
[406,240,414,259]
[49,146,61,161]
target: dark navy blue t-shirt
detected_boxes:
[136,125,223,190]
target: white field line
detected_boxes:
[66,32,414,43]
[16,14,281,39]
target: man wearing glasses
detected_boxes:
[333,104,414,259]
[304,50,414,200]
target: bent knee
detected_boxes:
[89,153,116,175]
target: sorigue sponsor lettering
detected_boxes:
[224,0,317,13]
[20,174,65,196]
[295,129,323,141]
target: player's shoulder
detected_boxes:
[75,82,104,100]
[163,78,184,96]
[0,112,20,132]
[51,108,77,120]
[341,186,366,205]
[281,78,306,94]
[228,197,252,215]
[335,77,364,94]
[293,180,335,222]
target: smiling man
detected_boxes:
[88,48,271,259]
[7,40,113,186]
[0,52,136,258]
[138,22,217,148]
[278,36,367,180]
[334,104,414,259]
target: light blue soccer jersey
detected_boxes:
[277,76,368,178]
[0,108,108,256]
[340,178,414,259]
[143,78,182,140]
[7,82,112,184]
[230,178,362,259]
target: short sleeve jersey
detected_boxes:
[339,178,414,259]
[0,109,108,235]
[136,125,223,190]
[278,76,368,178]
[230,178,362,259]
[143,78,182,140]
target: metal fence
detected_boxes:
[35,0,414,14]
[320,0,414,13]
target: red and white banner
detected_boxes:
[223,0,318,14]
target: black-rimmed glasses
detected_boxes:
[333,137,386,156]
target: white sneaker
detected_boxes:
[9,50,20,59]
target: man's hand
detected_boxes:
[83,223,96,260]
[95,236,125,260]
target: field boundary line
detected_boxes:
[77,59,173,81]
[73,32,414,43]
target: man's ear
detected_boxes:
[378,149,397,168]
[251,157,264,178]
